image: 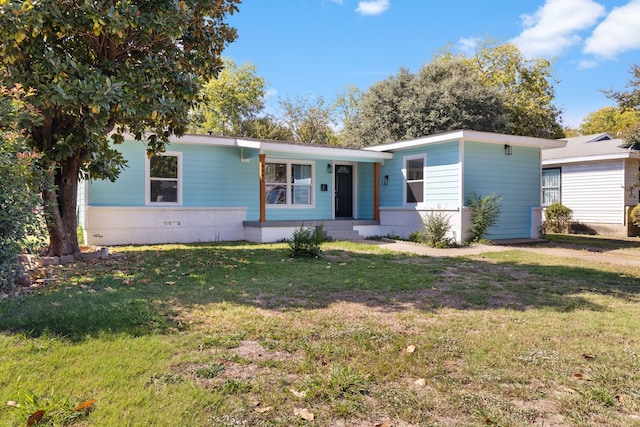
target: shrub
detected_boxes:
[467,192,502,242]
[413,210,456,248]
[0,86,46,288]
[631,203,640,228]
[288,224,325,258]
[544,202,573,234]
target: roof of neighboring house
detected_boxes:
[364,129,566,152]
[542,133,640,165]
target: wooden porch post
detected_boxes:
[259,153,266,222]
[373,162,380,221]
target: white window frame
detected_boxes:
[265,159,315,208]
[145,151,183,205]
[541,167,561,206]
[403,154,426,206]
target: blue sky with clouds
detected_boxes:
[224,0,640,129]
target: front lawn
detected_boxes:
[1,241,639,426]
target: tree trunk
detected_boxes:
[43,152,82,257]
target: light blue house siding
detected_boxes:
[463,141,541,239]
[89,140,261,216]
[379,141,460,208]
[357,162,375,219]
[88,139,382,222]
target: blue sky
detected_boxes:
[224,0,640,129]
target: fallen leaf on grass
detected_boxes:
[375,423,392,427]
[104,287,115,292]
[165,281,176,286]
[582,353,596,360]
[255,406,272,413]
[27,410,44,426]
[414,378,426,387]
[294,408,314,420]
[405,345,416,354]
[74,399,95,411]
[6,400,19,408]
[572,372,592,381]
[289,388,306,398]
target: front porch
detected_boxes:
[243,219,381,243]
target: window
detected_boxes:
[404,155,425,204]
[265,161,313,206]
[542,168,560,206]
[147,152,181,204]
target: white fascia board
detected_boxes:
[258,141,392,160]
[236,139,262,149]
[542,152,638,166]
[365,130,566,152]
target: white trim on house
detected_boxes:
[365,130,566,152]
[145,151,183,206]
[543,152,640,166]
[264,158,316,209]
[120,133,393,161]
[402,154,426,207]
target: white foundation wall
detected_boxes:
[85,206,246,245]
[243,225,299,243]
[378,207,467,243]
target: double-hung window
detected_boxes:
[265,161,313,206]
[404,155,425,204]
[147,152,181,204]
[541,168,561,206]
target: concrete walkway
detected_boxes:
[354,239,640,268]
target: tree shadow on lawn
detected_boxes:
[545,233,640,252]
[1,242,639,341]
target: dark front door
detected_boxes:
[335,165,353,218]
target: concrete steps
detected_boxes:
[321,222,362,241]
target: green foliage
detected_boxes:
[278,95,338,144]
[0,85,46,287]
[343,58,507,146]
[0,0,239,255]
[544,202,573,234]
[630,203,640,228]
[241,115,293,141]
[605,64,640,147]
[288,224,325,258]
[579,106,640,137]
[6,390,94,426]
[411,210,457,248]
[465,40,564,139]
[467,192,503,242]
[191,59,267,136]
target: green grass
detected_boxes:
[1,240,640,426]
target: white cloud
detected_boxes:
[577,59,599,69]
[265,89,278,100]
[511,0,605,58]
[584,0,640,59]
[355,0,390,16]
[457,37,479,56]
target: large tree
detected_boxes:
[605,64,640,146]
[192,58,266,136]
[579,106,640,137]
[278,95,337,145]
[0,0,239,256]
[343,58,508,146]
[465,40,564,139]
